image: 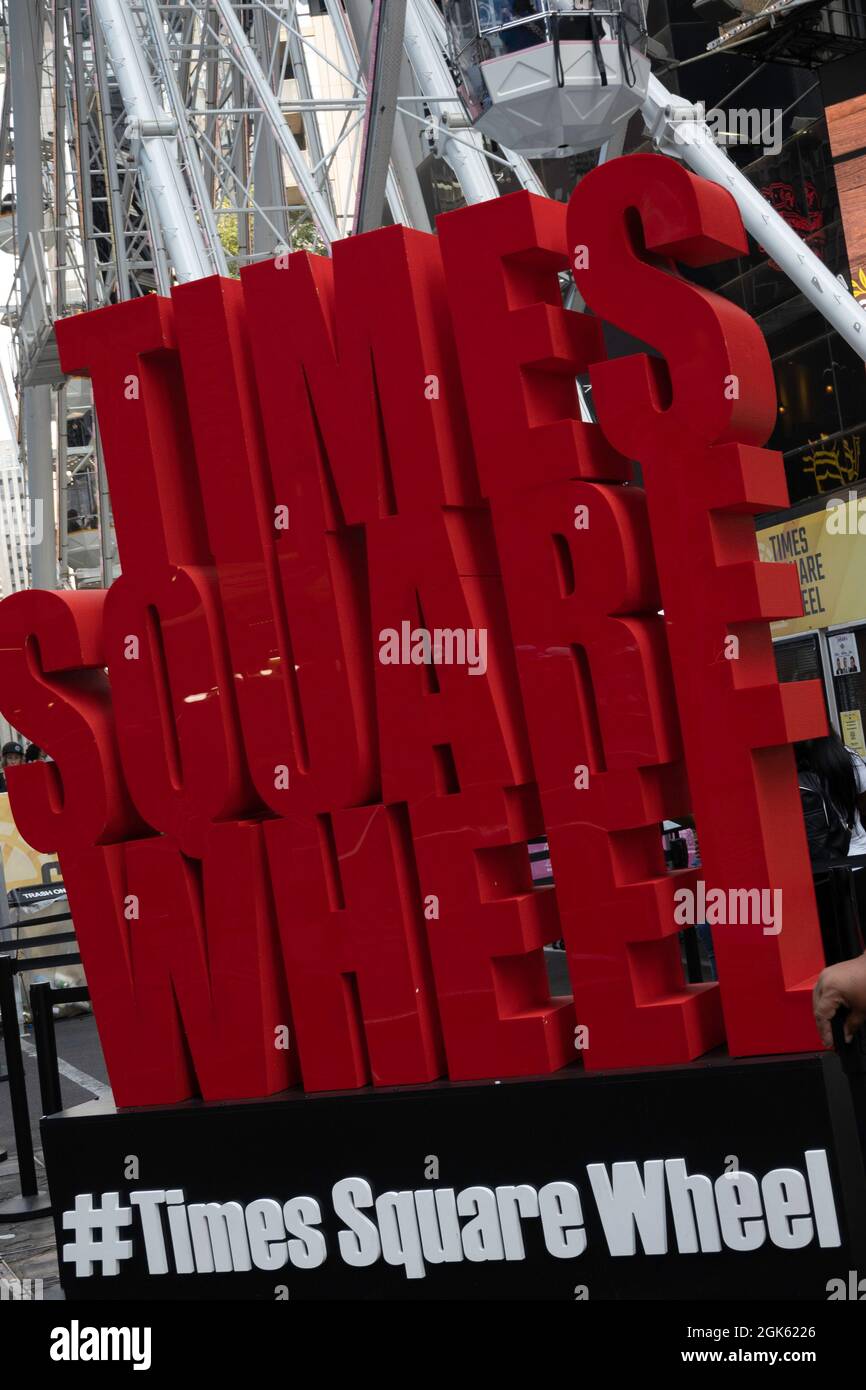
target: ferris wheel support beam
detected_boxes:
[642,75,866,364]
[386,74,433,231]
[249,3,291,258]
[341,0,430,232]
[8,0,57,590]
[88,7,136,300]
[140,0,229,273]
[419,0,546,199]
[54,0,69,583]
[90,0,215,282]
[209,0,340,249]
[353,0,407,234]
[403,0,499,205]
[284,16,336,217]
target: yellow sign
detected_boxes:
[801,437,861,494]
[757,499,866,637]
[0,791,60,891]
[840,709,866,758]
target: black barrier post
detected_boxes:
[0,955,52,1220]
[28,981,89,1119]
[0,954,34,1190]
[29,981,63,1118]
[0,956,48,1217]
[0,855,10,1090]
[0,936,82,1219]
[682,929,703,982]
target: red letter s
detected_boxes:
[0,590,141,850]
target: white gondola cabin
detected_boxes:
[443,0,651,156]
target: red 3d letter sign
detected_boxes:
[0,155,828,1106]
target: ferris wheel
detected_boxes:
[0,0,864,600]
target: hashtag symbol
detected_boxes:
[62,1192,134,1277]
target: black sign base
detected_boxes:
[42,1051,866,1300]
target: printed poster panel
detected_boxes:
[840,709,866,758]
[757,503,866,637]
[829,631,862,676]
[0,790,62,896]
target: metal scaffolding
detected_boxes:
[0,0,548,593]
[0,0,863,598]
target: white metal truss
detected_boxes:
[0,0,552,594]
[118,0,541,257]
[642,75,866,362]
[2,0,863,600]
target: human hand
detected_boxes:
[813,954,866,1047]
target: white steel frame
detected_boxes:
[0,0,863,599]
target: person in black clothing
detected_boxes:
[799,732,866,1046]
[0,740,25,792]
[795,732,862,870]
[497,0,544,50]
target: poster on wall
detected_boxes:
[0,791,82,994]
[756,509,855,636]
[829,631,862,676]
[0,790,63,901]
[840,709,866,759]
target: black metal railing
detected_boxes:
[0,915,81,1222]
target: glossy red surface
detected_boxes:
[570,156,828,1057]
[0,156,825,1102]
